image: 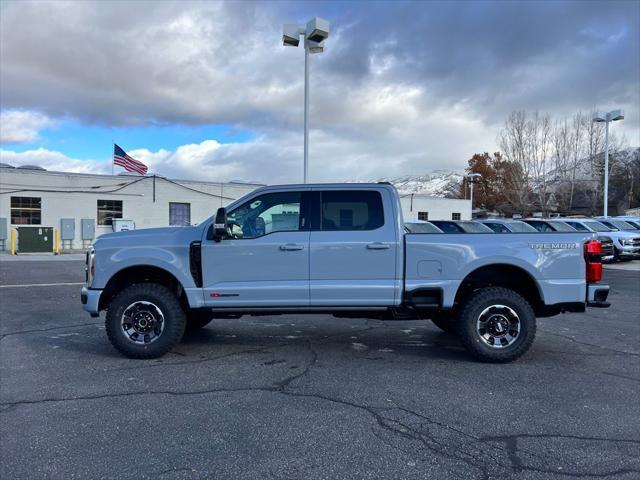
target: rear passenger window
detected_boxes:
[320,191,384,231]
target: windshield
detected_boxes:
[405,222,442,233]
[625,220,640,229]
[549,221,580,232]
[508,221,537,232]
[459,222,494,233]
[584,220,615,232]
[431,221,463,233]
[609,220,637,230]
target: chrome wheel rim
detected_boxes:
[121,301,165,345]
[476,304,520,349]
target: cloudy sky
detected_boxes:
[1,0,638,184]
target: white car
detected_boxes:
[557,218,640,261]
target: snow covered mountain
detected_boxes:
[376,169,464,197]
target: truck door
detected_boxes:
[309,189,399,306]
[201,190,311,307]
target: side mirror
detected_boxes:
[213,207,228,241]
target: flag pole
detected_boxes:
[111,140,114,175]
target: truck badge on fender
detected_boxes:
[528,243,580,250]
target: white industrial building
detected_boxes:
[399,193,471,222]
[0,165,471,253]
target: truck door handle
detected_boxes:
[367,242,390,250]
[280,243,304,251]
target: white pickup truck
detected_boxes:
[82,183,610,362]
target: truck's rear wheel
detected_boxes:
[105,283,186,359]
[457,287,535,363]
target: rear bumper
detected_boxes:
[81,286,102,315]
[587,284,610,308]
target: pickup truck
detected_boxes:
[81,183,610,362]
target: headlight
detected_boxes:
[621,239,633,246]
[85,247,95,286]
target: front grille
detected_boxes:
[631,238,640,247]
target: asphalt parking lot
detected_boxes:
[1,258,639,479]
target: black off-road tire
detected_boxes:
[185,310,214,332]
[431,315,458,334]
[105,283,186,359]
[456,287,536,363]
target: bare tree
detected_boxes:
[498,111,530,213]
[552,112,587,212]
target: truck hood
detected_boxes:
[605,231,640,240]
[94,226,202,248]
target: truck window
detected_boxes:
[320,191,384,231]
[227,191,302,239]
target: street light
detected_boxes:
[592,109,624,217]
[464,173,482,214]
[283,17,330,183]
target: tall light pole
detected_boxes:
[592,110,624,217]
[283,18,330,183]
[465,173,482,215]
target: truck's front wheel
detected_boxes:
[457,287,536,363]
[105,283,186,359]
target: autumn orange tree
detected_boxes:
[462,152,528,215]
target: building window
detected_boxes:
[418,211,429,221]
[170,202,191,226]
[452,212,461,221]
[10,197,41,225]
[97,200,123,226]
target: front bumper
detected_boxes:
[587,283,610,308]
[617,245,640,258]
[81,286,102,315]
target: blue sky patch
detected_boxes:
[4,120,254,160]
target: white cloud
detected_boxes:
[0,148,106,173]
[0,1,638,178]
[0,110,55,144]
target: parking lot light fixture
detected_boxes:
[282,17,330,183]
[592,110,624,218]
[464,173,482,212]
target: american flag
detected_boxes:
[113,144,148,175]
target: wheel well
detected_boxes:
[99,265,187,311]
[454,264,543,314]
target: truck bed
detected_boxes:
[404,232,594,308]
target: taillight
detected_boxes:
[584,240,602,283]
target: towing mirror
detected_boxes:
[213,207,228,241]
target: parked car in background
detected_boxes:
[522,219,579,233]
[614,216,640,229]
[430,220,494,233]
[404,221,443,233]
[597,218,640,232]
[475,219,538,233]
[556,218,640,261]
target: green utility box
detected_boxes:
[17,227,53,253]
